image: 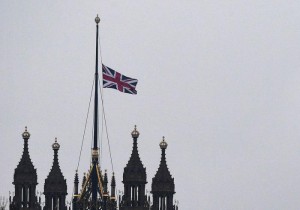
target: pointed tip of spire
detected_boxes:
[111,171,116,186]
[112,171,115,179]
[104,170,108,184]
[74,170,79,182]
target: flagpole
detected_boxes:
[91,14,100,210]
[94,15,99,151]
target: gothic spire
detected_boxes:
[123,125,146,182]
[151,137,175,210]
[15,126,36,179]
[45,138,66,183]
[111,172,116,200]
[74,171,79,195]
[10,127,41,210]
[103,170,108,195]
[152,137,174,187]
[120,126,149,209]
[44,138,67,210]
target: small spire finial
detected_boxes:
[22,126,30,139]
[131,125,140,138]
[52,137,60,150]
[95,14,100,24]
[160,136,168,149]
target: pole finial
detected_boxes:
[95,14,100,24]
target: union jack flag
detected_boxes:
[102,64,138,94]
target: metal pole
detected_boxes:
[92,15,101,210]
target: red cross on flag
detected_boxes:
[102,64,138,94]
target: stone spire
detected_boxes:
[111,172,116,200]
[124,125,145,175]
[10,127,41,210]
[72,171,79,210]
[103,170,109,196]
[74,171,79,195]
[151,137,175,210]
[15,126,36,179]
[119,126,149,209]
[43,138,67,210]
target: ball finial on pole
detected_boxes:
[95,15,100,24]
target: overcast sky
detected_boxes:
[1,1,300,209]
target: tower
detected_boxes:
[119,126,149,210]
[9,127,41,210]
[151,137,176,210]
[43,138,67,210]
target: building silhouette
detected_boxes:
[9,127,178,210]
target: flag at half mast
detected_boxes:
[102,64,138,94]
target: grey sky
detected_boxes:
[1,1,300,209]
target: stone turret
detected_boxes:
[151,137,175,210]
[43,138,67,210]
[10,127,41,210]
[119,126,149,210]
